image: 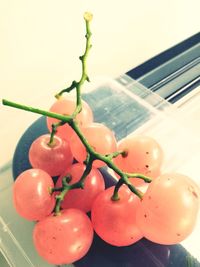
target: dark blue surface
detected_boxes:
[12,117,199,267]
[126,32,200,82]
[12,116,48,180]
[126,32,200,103]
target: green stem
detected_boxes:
[72,14,92,119]
[55,12,92,121]
[48,121,66,146]
[111,175,144,200]
[79,156,94,185]
[51,187,63,193]
[2,98,148,201]
[55,80,77,99]
[2,99,73,123]
[55,187,70,215]
[102,159,143,199]
[2,98,99,158]
[70,120,95,154]
[54,176,73,215]
[52,14,93,147]
[2,12,151,204]
[111,179,124,201]
[125,173,152,183]
[54,159,93,214]
[83,153,91,165]
[105,151,124,160]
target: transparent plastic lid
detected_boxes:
[0,75,199,266]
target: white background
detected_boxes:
[0,0,200,165]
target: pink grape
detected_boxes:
[28,134,73,177]
[47,97,93,141]
[91,186,143,246]
[56,163,105,212]
[70,123,117,168]
[136,173,200,244]
[33,209,94,265]
[114,135,163,186]
[13,169,56,221]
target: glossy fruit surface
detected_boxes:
[33,209,94,265]
[29,134,73,176]
[70,123,117,168]
[136,173,200,244]
[56,163,105,212]
[13,169,55,221]
[91,186,143,246]
[47,97,93,141]
[114,135,163,185]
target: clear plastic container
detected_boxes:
[0,75,200,267]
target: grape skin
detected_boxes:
[33,209,94,265]
[13,169,56,221]
[56,163,105,212]
[136,173,200,244]
[29,134,73,176]
[47,97,93,142]
[70,123,117,168]
[114,135,163,186]
[91,186,143,246]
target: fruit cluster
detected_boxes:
[12,96,200,265]
[3,12,200,266]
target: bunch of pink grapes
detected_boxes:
[13,96,200,265]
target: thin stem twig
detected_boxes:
[2,97,150,201]
[2,12,152,213]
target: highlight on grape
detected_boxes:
[2,11,200,265]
